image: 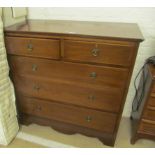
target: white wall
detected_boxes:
[28,7,155,117]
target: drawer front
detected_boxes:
[151,82,155,95]
[143,107,155,121]
[146,97,155,108]
[13,75,124,113]
[64,40,135,66]
[139,119,155,135]
[9,56,129,89]
[17,95,117,133]
[5,37,60,59]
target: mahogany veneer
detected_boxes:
[4,20,143,146]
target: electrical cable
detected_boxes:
[132,59,151,112]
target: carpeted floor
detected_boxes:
[0,117,155,148]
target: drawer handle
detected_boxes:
[36,105,42,111]
[27,43,33,52]
[89,72,97,78]
[32,64,38,71]
[86,116,92,122]
[33,105,42,111]
[91,48,99,57]
[88,95,96,101]
[33,85,40,90]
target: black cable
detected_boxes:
[132,56,155,112]
[136,64,148,111]
[132,61,148,112]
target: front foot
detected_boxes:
[99,137,115,147]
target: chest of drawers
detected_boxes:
[4,20,143,146]
[131,64,155,144]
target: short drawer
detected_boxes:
[9,55,129,89]
[139,119,155,136]
[17,95,117,133]
[64,40,135,66]
[13,75,124,113]
[5,37,60,59]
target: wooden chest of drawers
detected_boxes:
[131,64,155,144]
[4,20,143,146]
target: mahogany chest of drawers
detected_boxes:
[4,20,143,146]
[131,64,155,144]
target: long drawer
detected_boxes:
[63,40,135,66]
[17,95,117,133]
[12,75,124,113]
[5,37,60,59]
[8,55,129,88]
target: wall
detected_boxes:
[28,7,155,117]
[2,7,27,27]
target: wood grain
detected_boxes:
[12,74,124,113]
[147,97,155,107]
[8,55,129,89]
[139,119,155,136]
[64,40,135,66]
[143,108,155,121]
[5,19,143,146]
[17,95,117,133]
[4,20,144,41]
[5,36,60,59]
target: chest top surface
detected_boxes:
[4,19,144,41]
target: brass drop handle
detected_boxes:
[91,48,99,57]
[32,64,38,71]
[90,72,97,78]
[88,95,96,101]
[27,43,33,51]
[33,85,40,90]
[86,116,92,122]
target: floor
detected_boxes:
[0,117,155,148]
